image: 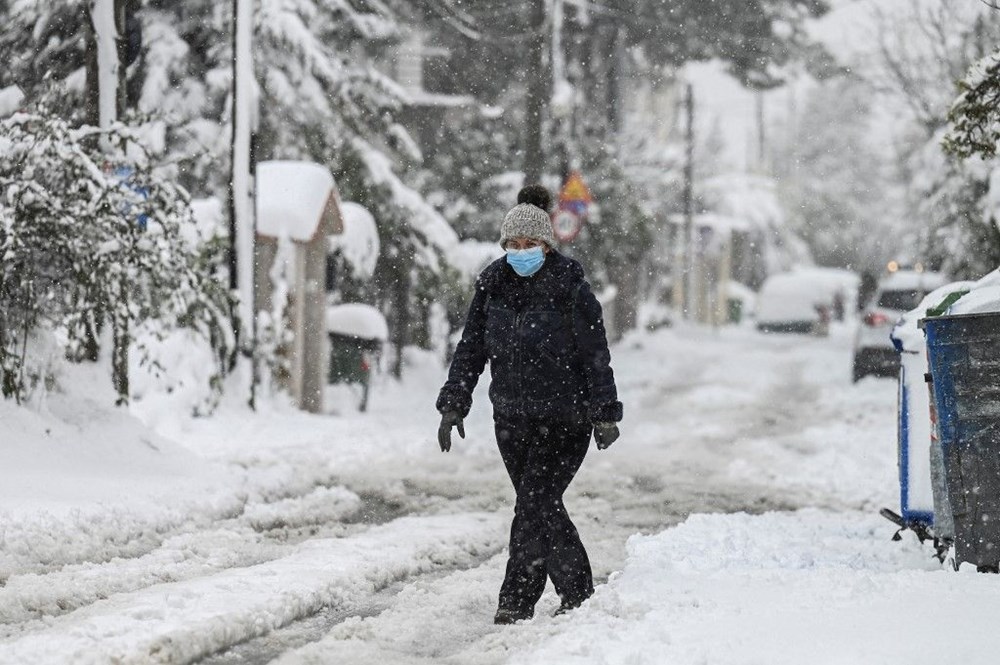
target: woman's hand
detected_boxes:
[438,411,466,452]
[593,422,620,450]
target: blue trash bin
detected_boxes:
[895,348,936,529]
[922,311,1000,570]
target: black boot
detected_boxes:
[494,607,533,625]
[553,595,589,617]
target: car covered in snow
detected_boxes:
[852,267,948,381]
[755,270,843,335]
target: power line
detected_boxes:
[425,0,546,43]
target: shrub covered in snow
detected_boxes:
[0,111,232,405]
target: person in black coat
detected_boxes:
[436,184,623,625]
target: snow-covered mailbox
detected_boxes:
[255,160,344,413]
[326,303,388,412]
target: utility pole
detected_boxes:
[551,0,571,179]
[681,83,695,320]
[88,0,124,130]
[230,0,257,407]
[524,0,547,184]
[755,90,766,173]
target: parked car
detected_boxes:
[852,268,948,381]
[755,271,836,335]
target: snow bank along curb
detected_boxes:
[512,510,1000,665]
[0,512,505,665]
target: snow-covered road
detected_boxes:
[1,322,910,664]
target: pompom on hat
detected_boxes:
[499,185,556,249]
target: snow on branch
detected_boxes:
[350,137,459,271]
[944,49,1000,160]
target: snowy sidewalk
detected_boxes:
[510,510,997,665]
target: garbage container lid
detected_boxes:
[918,309,1000,330]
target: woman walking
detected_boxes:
[436,184,623,624]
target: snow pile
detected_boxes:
[0,366,239,581]
[0,85,24,116]
[333,201,380,280]
[945,267,1000,315]
[513,510,1000,665]
[891,280,975,352]
[129,325,223,423]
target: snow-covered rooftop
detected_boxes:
[256,161,336,242]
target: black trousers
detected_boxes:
[495,415,594,614]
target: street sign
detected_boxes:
[552,207,583,243]
[105,162,149,230]
[551,171,592,243]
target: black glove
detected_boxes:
[438,411,465,452]
[594,422,620,450]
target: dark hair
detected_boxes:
[517,184,552,212]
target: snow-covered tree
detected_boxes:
[866,1,1000,278]
[0,111,232,404]
[776,74,900,273]
[5,1,480,377]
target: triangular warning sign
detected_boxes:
[559,171,593,204]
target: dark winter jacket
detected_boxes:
[436,251,623,424]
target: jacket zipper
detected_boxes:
[514,310,524,414]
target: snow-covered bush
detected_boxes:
[0,111,232,405]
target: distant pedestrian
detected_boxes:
[436,184,623,624]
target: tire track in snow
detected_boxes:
[0,513,506,665]
[0,486,416,635]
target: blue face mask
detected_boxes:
[506,246,546,277]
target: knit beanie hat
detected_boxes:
[499,185,556,249]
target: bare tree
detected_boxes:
[866,1,999,135]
